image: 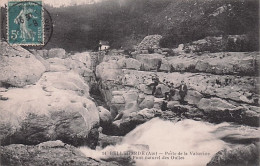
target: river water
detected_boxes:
[80,118,259,166]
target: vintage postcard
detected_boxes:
[0,0,259,166]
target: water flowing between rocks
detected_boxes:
[79,118,259,166]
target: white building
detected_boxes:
[99,40,110,51]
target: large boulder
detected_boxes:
[183,35,251,53]
[47,56,92,76]
[0,140,119,166]
[117,58,141,70]
[96,60,121,81]
[113,101,140,121]
[185,90,204,105]
[34,54,51,71]
[136,54,165,71]
[47,58,68,72]
[46,52,94,85]
[48,48,67,59]
[111,95,125,105]
[98,106,113,127]
[197,97,259,126]
[0,41,46,87]
[194,52,259,76]
[32,48,67,59]
[184,36,224,53]
[0,71,100,148]
[31,49,49,59]
[71,52,92,69]
[166,103,205,121]
[198,98,237,113]
[106,90,140,118]
[137,35,162,51]
[168,55,197,72]
[139,95,155,109]
[207,143,259,166]
[122,90,139,104]
[97,133,123,148]
[110,108,162,135]
[167,52,259,76]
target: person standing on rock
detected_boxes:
[148,75,160,95]
[157,60,162,72]
[178,80,188,104]
[165,82,175,101]
[154,87,164,98]
[98,41,102,51]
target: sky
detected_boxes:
[0,0,102,7]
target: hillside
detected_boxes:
[1,0,258,52]
[155,0,259,49]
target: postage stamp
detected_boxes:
[7,1,44,45]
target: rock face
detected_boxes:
[47,52,92,74]
[32,48,67,59]
[183,35,251,53]
[0,43,100,148]
[0,71,99,148]
[98,106,113,128]
[31,49,49,59]
[139,96,155,109]
[98,65,258,108]
[207,143,259,166]
[0,41,46,87]
[95,36,259,128]
[117,58,141,70]
[167,52,259,76]
[198,98,237,112]
[0,140,119,166]
[46,53,95,86]
[136,54,165,71]
[98,133,123,148]
[48,48,67,59]
[109,108,162,136]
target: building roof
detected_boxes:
[99,40,109,45]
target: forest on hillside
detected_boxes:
[1,0,259,52]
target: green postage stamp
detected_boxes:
[8,1,44,45]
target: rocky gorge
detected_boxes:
[0,34,259,166]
